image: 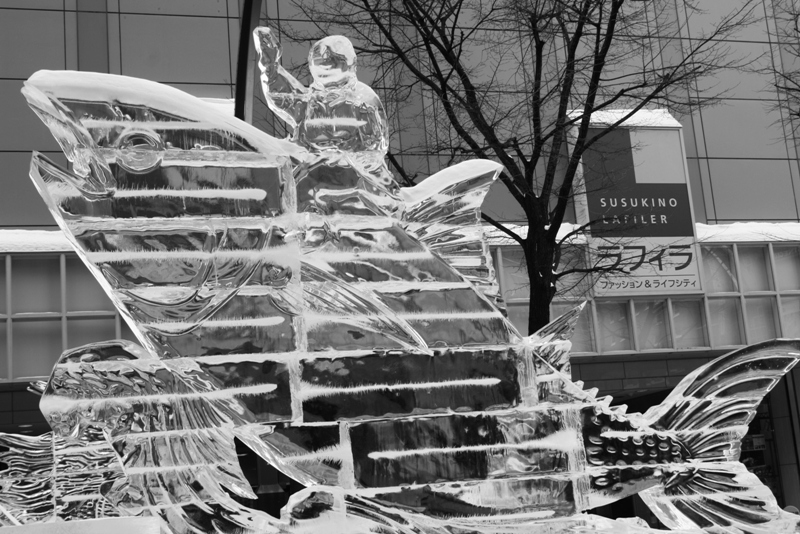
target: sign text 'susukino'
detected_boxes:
[580,112,701,295]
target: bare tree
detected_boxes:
[263,0,757,334]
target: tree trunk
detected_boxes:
[524,238,557,335]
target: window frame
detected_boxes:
[492,241,800,356]
[1,252,127,381]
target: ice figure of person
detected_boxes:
[255,28,401,216]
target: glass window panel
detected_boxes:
[0,255,5,315]
[11,256,61,313]
[120,14,231,84]
[120,317,140,343]
[551,302,594,353]
[708,298,743,346]
[118,0,227,16]
[702,247,738,293]
[774,247,800,291]
[66,257,115,312]
[737,246,771,292]
[0,83,60,153]
[780,296,800,338]
[0,9,65,78]
[506,304,528,335]
[596,301,632,352]
[672,299,707,349]
[12,319,63,379]
[0,322,7,379]
[702,101,787,159]
[500,248,530,301]
[745,297,778,343]
[68,318,117,349]
[634,300,670,350]
[0,153,60,226]
[555,246,591,300]
[708,160,797,221]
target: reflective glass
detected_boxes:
[12,318,62,378]
[0,255,5,315]
[119,14,231,84]
[634,300,670,350]
[67,317,117,349]
[551,302,594,353]
[121,316,138,342]
[11,256,60,314]
[702,246,738,293]
[708,159,797,221]
[119,0,227,15]
[0,81,60,152]
[506,303,529,335]
[66,257,115,312]
[0,153,60,226]
[774,246,800,291]
[737,246,771,292]
[500,248,530,300]
[595,301,632,352]
[671,299,707,349]
[555,246,590,300]
[0,323,6,379]
[702,101,787,159]
[0,9,65,78]
[745,297,778,343]
[708,298,743,346]
[780,295,800,338]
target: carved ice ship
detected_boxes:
[1,28,799,534]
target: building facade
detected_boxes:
[2,0,800,518]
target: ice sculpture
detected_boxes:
[2,27,800,534]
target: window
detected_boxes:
[550,301,594,353]
[634,300,670,350]
[702,246,738,293]
[1,253,136,380]
[708,297,744,346]
[671,299,707,349]
[738,246,772,292]
[702,244,785,346]
[493,241,800,355]
[774,246,800,291]
[497,248,529,301]
[494,246,594,352]
[596,301,633,352]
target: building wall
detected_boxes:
[0,0,242,229]
[3,2,799,228]
[679,3,800,225]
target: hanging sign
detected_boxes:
[576,110,702,296]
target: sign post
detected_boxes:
[576,110,702,296]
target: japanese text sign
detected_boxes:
[577,111,702,296]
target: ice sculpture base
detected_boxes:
[0,517,161,534]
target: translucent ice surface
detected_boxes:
[4,30,800,533]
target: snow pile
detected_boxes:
[696,222,800,243]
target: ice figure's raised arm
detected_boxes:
[254,27,308,130]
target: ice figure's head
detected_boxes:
[309,36,357,89]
